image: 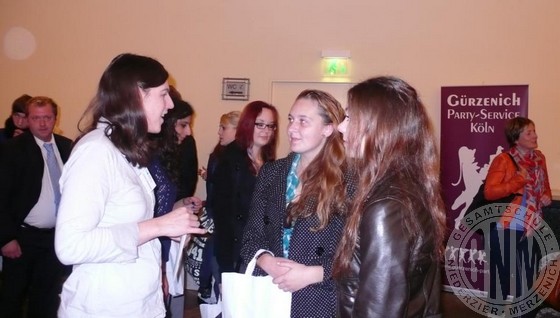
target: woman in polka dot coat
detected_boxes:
[240,90,353,318]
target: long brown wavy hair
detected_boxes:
[287,90,347,230]
[77,53,169,167]
[333,76,446,275]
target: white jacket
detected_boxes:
[55,123,165,318]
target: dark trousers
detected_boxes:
[199,237,216,285]
[489,228,541,317]
[198,236,222,299]
[0,227,67,318]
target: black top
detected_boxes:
[176,135,198,200]
[212,142,257,273]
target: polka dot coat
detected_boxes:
[240,153,346,318]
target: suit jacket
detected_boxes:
[0,132,73,247]
[241,153,348,318]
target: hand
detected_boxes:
[173,196,203,212]
[13,128,24,137]
[138,207,206,245]
[273,261,323,293]
[183,196,203,212]
[198,167,208,180]
[256,254,290,278]
[1,240,22,258]
[542,195,552,207]
[159,206,206,238]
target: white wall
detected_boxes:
[1,0,559,197]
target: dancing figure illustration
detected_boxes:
[452,146,504,229]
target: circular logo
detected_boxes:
[446,202,560,317]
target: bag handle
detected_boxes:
[245,249,274,275]
[506,153,519,171]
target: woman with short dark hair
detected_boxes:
[485,116,552,306]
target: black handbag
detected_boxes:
[463,153,520,230]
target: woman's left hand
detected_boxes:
[174,196,203,212]
[273,260,323,293]
[159,206,205,238]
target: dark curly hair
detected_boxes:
[150,91,195,184]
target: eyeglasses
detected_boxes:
[254,122,277,131]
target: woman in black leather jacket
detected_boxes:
[334,76,446,317]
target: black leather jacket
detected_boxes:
[337,186,441,318]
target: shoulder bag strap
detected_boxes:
[506,153,519,171]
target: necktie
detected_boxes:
[44,143,62,209]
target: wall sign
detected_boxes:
[440,85,529,295]
[222,78,250,100]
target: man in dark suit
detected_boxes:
[0,96,73,318]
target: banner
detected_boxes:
[441,85,528,291]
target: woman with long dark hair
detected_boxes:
[148,92,201,317]
[334,76,446,317]
[54,53,205,317]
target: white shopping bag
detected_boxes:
[200,299,222,318]
[166,239,185,296]
[221,249,292,318]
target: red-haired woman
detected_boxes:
[212,101,279,278]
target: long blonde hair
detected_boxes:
[287,90,347,230]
